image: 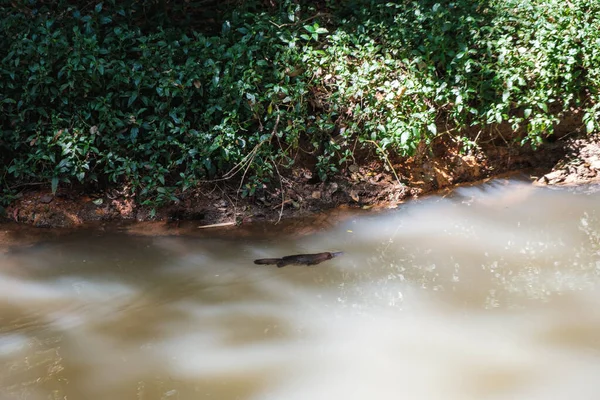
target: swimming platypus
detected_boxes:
[254,251,343,268]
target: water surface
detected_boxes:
[2,179,600,399]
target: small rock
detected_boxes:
[590,160,600,171]
[39,194,54,204]
[541,170,567,184]
[563,174,580,184]
[577,164,589,175]
[214,199,228,208]
[311,191,322,199]
[328,182,338,195]
[348,164,359,173]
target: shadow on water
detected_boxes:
[3,179,600,399]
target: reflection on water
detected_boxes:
[2,179,600,399]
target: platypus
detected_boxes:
[254,251,343,268]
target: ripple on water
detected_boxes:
[2,179,600,399]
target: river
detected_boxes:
[1,178,600,399]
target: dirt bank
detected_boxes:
[535,133,600,187]
[1,119,596,230]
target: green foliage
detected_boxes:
[1,0,599,206]
[312,0,600,157]
[1,0,305,203]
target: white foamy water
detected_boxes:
[1,179,600,399]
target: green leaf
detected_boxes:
[95,3,103,13]
[586,119,595,134]
[427,123,437,135]
[128,93,138,107]
[169,111,180,124]
[51,177,59,195]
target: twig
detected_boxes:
[236,113,281,195]
[9,182,46,190]
[198,221,236,229]
[217,184,237,220]
[433,126,458,140]
[268,12,332,29]
[365,140,403,188]
[200,113,281,186]
[271,157,285,224]
[272,199,292,209]
[237,147,260,193]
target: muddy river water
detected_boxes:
[1,178,600,399]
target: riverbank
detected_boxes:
[3,1,600,229]
[4,124,598,230]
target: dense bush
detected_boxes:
[1,0,599,206]
[314,0,600,153]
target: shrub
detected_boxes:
[1,0,599,206]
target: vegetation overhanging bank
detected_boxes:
[1,0,599,222]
